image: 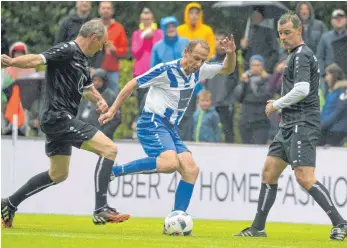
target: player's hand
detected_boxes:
[265,100,278,119]
[1,54,13,68]
[220,34,236,54]
[96,100,109,114]
[98,110,115,125]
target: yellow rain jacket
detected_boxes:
[177,2,216,59]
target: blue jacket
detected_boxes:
[151,16,189,67]
[193,106,222,142]
[321,81,347,132]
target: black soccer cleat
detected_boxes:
[93,205,130,225]
[330,222,347,241]
[1,198,17,228]
[233,226,267,237]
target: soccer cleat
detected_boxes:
[233,226,267,237]
[93,205,130,225]
[330,222,347,241]
[1,198,17,228]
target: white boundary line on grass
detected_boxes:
[3,232,292,248]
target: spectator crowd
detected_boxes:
[1,1,347,147]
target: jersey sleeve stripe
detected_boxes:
[39,54,47,64]
[136,66,166,86]
[167,68,178,88]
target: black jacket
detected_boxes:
[242,25,279,73]
[234,72,272,126]
[55,14,92,45]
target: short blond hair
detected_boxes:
[198,90,212,101]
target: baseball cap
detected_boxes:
[332,9,346,18]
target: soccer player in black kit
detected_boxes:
[1,20,130,227]
[235,13,347,241]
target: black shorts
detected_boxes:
[268,125,320,169]
[40,115,98,157]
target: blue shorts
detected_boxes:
[137,112,189,157]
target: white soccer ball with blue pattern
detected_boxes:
[164,210,193,236]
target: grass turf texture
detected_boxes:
[2,214,345,248]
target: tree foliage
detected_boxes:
[3,1,347,53]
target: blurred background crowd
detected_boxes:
[1,1,347,147]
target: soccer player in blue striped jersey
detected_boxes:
[99,38,236,231]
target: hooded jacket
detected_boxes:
[55,13,92,44]
[177,2,215,59]
[150,16,189,67]
[2,42,35,104]
[76,69,121,139]
[193,106,222,142]
[295,2,326,53]
[321,80,347,133]
[131,24,163,76]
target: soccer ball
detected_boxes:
[164,210,193,236]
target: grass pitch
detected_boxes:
[1,214,345,248]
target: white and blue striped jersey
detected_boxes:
[135,59,223,125]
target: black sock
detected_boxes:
[308,181,345,226]
[252,183,278,231]
[8,171,54,208]
[94,157,114,211]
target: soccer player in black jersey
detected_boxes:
[1,19,130,227]
[235,12,347,241]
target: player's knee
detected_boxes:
[295,168,315,189]
[262,165,273,183]
[161,151,180,173]
[190,164,200,179]
[262,164,277,184]
[101,143,118,160]
[49,169,69,184]
[167,156,180,173]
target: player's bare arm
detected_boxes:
[83,86,109,114]
[1,54,44,68]
[99,78,138,125]
[219,34,237,75]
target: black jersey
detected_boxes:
[280,44,321,129]
[39,41,93,124]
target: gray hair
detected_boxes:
[186,39,210,54]
[78,19,106,39]
[278,11,302,29]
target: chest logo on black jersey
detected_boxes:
[78,74,88,95]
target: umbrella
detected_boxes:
[332,36,347,76]
[3,71,45,110]
[212,1,290,20]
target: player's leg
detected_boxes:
[174,152,199,212]
[79,130,130,224]
[112,113,180,177]
[2,142,72,228]
[234,129,289,237]
[291,126,346,241]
